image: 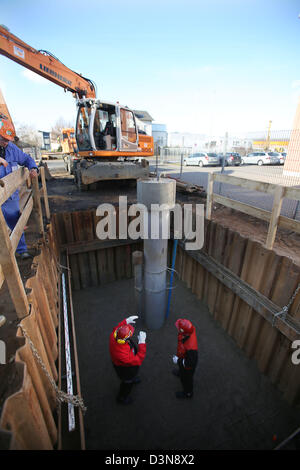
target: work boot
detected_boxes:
[175,391,193,399]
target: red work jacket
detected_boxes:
[177,327,198,370]
[109,319,146,367]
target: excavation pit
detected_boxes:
[73,278,300,450]
[1,198,300,450]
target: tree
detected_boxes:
[15,123,41,147]
[51,117,74,143]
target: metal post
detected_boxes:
[132,251,144,318]
[180,153,183,178]
[137,179,176,329]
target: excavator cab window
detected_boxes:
[120,109,137,143]
[76,104,92,151]
[93,104,117,151]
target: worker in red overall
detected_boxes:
[109,315,146,405]
[172,319,198,399]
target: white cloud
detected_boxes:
[22,69,48,84]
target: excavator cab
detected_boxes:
[75,99,139,154]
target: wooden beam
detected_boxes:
[0,209,29,319]
[284,186,300,202]
[265,186,285,250]
[60,237,142,255]
[278,214,300,234]
[10,196,33,253]
[32,176,44,236]
[40,167,50,220]
[213,193,271,222]
[213,173,279,194]
[0,167,29,205]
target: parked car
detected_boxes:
[242,151,280,166]
[279,152,287,165]
[183,152,219,167]
[266,151,281,165]
[218,152,241,166]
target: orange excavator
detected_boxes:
[0,25,153,189]
[0,86,16,142]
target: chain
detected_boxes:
[272,282,300,327]
[18,323,87,414]
[285,282,300,312]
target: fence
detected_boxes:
[206,173,300,249]
[0,166,50,318]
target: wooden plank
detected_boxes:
[19,304,57,408]
[284,186,300,202]
[10,196,33,253]
[19,187,32,212]
[0,371,53,449]
[40,167,50,220]
[245,250,280,358]
[32,176,44,236]
[215,231,246,330]
[15,340,57,445]
[0,265,4,290]
[213,186,300,236]
[278,214,300,234]
[213,173,279,194]
[209,224,228,322]
[0,167,29,205]
[227,238,254,339]
[255,257,297,373]
[84,211,99,286]
[232,242,270,350]
[265,185,285,250]
[72,212,90,289]
[0,209,29,318]
[61,237,141,255]
[205,173,215,220]
[97,249,108,285]
[213,193,271,222]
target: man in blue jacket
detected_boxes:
[0,133,39,259]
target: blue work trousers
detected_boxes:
[1,198,27,254]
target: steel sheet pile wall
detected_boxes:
[175,219,300,406]
[52,210,142,290]
[0,223,60,449]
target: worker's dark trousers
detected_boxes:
[118,380,134,401]
[113,364,139,401]
[179,368,195,395]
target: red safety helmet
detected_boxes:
[175,319,194,335]
[114,324,133,344]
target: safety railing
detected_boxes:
[206,172,300,250]
[0,166,50,318]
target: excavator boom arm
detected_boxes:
[0,26,96,99]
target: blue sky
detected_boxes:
[1,0,300,136]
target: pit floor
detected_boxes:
[72,278,300,450]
